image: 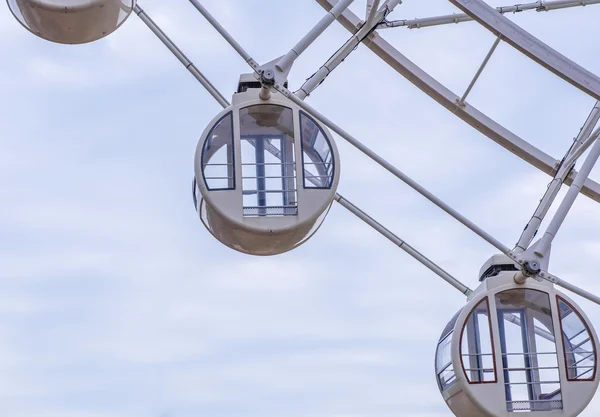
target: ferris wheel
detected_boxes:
[4,0,600,416]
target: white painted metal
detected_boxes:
[531,137,600,259]
[539,270,600,306]
[7,0,134,44]
[187,0,260,70]
[364,0,380,26]
[134,4,230,109]
[194,86,340,256]
[515,102,600,252]
[145,0,600,313]
[335,194,473,296]
[296,0,402,99]
[450,0,600,101]
[276,0,355,73]
[134,4,477,296]
[380,0,600,29]
[11,1,600,412]
[564,123,600,169]
[459,36,501,105]
[316,0,600,203]
[438,270,599,417]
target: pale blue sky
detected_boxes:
[1,1,600,416]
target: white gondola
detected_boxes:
[436,255,599,417]
[193,74,340,256]
[7,0,135,44]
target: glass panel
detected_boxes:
[436,332,456,391]
[558,297,596,381]
[495,289,562,412]
[460,298,496,383]
[202,112,235,190]
[300,112,334,189]
[239,105,297,216]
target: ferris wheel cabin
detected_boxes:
[7,0,135,44]
[435,255,599,417]
[193,74,340,256]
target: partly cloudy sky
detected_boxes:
[2,1,600,416]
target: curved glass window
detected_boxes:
[300,111,334,189]
[436,310,460,392]
[557,297,596,381]
[495,289,562,412]
[239,105,297,216]
[460,298,496,383]
[202,112,235,191]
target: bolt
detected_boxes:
[522,260,541,277]
[261,70,275,86]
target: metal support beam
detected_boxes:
[278,85,512,254]
[533,136,600,258]
[365,0,381,26]
[134,4,230,108]
[380,0,600,29]
[515,101,600,252]
[335,194,473,296]
[296,0,402,99]
[539,270,600,306]
[276,0,355,72]
[187,0,260,70]
[450,0,600,101]
[564,124,600,169]
[458,36,501,105]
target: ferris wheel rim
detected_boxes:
[315,0,600,203]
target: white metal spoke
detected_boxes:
[296,0,401,99]
[187,0,260,69]
[564,123,600,169]
[539,270,600,306]
[380,0,600,29]
[278,85,513,255]
[515,102,600,252]
[335,194,473,296]
[532,135,600,258]
[365,0,381,26]
[134,4,230,108]
[276,0,355,72]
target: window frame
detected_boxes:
[238,105,298,216]
[299,111,335,190]
[459,297,498,385]
[436,331,457,392]
[201,111,236,191]
[557,296,597,382]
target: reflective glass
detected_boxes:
[202,112,235,190]
[239,105,297,216]
[558,297,596,381]
[300,112,334,189]
[461,298,496,383]
[436,332,456,391]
